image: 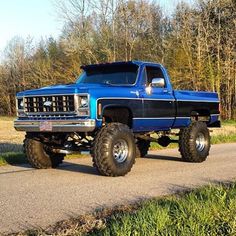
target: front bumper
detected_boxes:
[14,119,96,132]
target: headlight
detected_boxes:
[79,96,88,108]
[16,97,26,117]
[17,98,24,110]
[75,94,90,116]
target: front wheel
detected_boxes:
[24,138,65,168]
[91,123,136,176]
[179,122,210,162]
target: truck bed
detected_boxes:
[173,90,220,128]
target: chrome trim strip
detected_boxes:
[14,119,96,132]
[177,99,220,103]
[25,111,77,115]
[176,117,191,119]
[18,93,76,98]
[97,97,219,102]
[26,115,80,119]
[133,117,175,120]
[97,97,175,101]
[133,117,190,120]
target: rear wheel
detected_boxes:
[91,123,136,176]
[179,122,210,162]
[24,138,64,168]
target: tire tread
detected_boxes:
[91,123,135,176]
[179,122,210,162]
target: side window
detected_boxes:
[146,66,165,85]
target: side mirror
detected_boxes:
[151,78,165,88]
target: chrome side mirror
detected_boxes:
[145,85,152,95]
[151,78,165,88]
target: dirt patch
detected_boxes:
[210,125,236,136]
[0,120,24,144]
[0,120,24,153]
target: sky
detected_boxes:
[0,0,63,53]
[0,0,194,54]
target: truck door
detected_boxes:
[139,65,175,130]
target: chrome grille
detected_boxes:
[24,95,75,114]
[27,114,78,120]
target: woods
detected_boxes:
[0,0,235,119]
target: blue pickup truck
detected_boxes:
[14,61,220,176]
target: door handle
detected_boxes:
[163,89,171,94]
[130,90,140,97]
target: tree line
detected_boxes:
[0,0,235,119]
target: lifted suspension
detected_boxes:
[135,131,179,147]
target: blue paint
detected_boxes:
[16,61,220,131]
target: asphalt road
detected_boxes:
[0,143,236,234]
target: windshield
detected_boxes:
[77,64,138,85]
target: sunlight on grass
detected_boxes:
[222,120,236,126]
[211,133,236,144]
[90,183,236,236]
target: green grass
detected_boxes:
[211,133,236,144]
[0,152,27,166]
[0,152,87,166]
[19,182,236,235]
[222,120,236,126]
[0,152,86,166]
[150,141,178,150]
[88,183,236,236]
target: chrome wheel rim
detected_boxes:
[196,133,206,152]
[113,139,129,163]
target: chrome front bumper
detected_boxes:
[14,119,96,132]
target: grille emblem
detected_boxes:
[43,101,52,107]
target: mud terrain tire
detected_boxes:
[179,122,210,162]
[24,138,64,168]
[91,123,136,176]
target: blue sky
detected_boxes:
[0,0,62,53]
[0,0,193,53]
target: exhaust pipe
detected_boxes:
[51,148,75,154]
[51,148,90,155]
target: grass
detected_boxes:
[222,120,236,126]
[88,182,236,236]
[0,152,26,166]
[17,182,236,236]
[211,133,236,144]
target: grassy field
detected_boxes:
[88,183,236,236]
[0,117,235,166]
[19,182,236,235]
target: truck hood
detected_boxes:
[17,83,119,97]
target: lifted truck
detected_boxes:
[14,61,220,176]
